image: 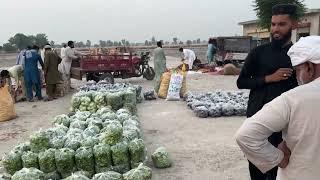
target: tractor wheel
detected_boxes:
[99,73,114,84]
[143,67,155,80]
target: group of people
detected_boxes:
[235,4,320,180]
[0,40,81,102]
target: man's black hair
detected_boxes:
[0,70,10,78]
[32,45,39,50]
[68,41,74,46]
[157,41,162,47]
[272,4,298,20]
[179,47,183,52]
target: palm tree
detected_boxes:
[253,0,306,29]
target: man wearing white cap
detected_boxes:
[236,35,320,180]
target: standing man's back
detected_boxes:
[236,4,298,180]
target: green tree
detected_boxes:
[34,33,49,47]
[186,40,192,45]
[50,41,55,46]
[3,43,17,52]
[151,36,156,45]
[93,44,99,48]
[106,40,114,47]
[86,40,91,47]
[8,33,30,50]
[253,0,306,29]
[172,37,178,45]
[99,40,107,47]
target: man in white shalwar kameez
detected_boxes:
[58,41,80,92]
[235,36,320,180]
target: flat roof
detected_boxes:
[238,8,320,25]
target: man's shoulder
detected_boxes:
[250,43,272,53]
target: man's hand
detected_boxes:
[278,141,291,169]
[265,68,293,83]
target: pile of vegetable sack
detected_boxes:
[71,82,142,114]
[186,90,249,118]
[1,82,152,180]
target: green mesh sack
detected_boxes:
[69,120,87,130]
[81,136,99,148]
[38,148,56,173]
[21,151,39,169]
[30,131,50,153]
[110,142,130,173]
[93,143,112,168]
[54,114,71,127]
[2,150,22,175]
[123,103,137,115]
[55,148,75,178]
[122,90,136,105]
[107,92,123,110]
[13,142,30,153]
[122,164,152,180]
[44,171,60,180]
[128,139,146,168]
[100,112,118,122]
[151,147,172,168]
[92,171,123,180]
[100,123,123,146]
[11,167,45,180]
[117,113,131,125]
[75,147,95,175]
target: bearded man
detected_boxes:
[236,4,299,180]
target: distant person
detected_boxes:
[153,41,167,93]
[207,38,217,65]
[16,46,31,66]
[0,65,27,102]
[179,47,197,70]
[236,35,320,180]
[43,45,62,101]
[236,4,298,180]
[60,43,67,59]
[23,45,44,102]
[58,41,81,92]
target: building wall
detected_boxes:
[242,12,320,42]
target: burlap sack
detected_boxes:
[223,64,241,75]
[0,85,17,122]
[157,72,171,99]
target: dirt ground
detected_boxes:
[0,54,249,180]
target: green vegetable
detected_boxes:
[38,148,56,173]
[94,166,112,174]
[151,147,172,168]
[11,168,44,180]
[111,142,130,172]
[2,150,22,175]
[87,102,98,113]
[101,112,118,122]
[55,148,75,178]
[96,107,113,116]
[30,131,50,153]
[123,130,139,143]
[13,142,30,153]
[54,114,71,127]
[123,90,136,105]
[64,173,90,180]
[117,113,131,125]
[50,136,66,149]
[93,144,112,168]
[73,171,93,178]
[112,164,131,174]
[92,171,123,180]
[107,92,123,110]
[81,136,99,148]
[83,125,100,137]
[101,123,123,146]
[0,173,11,180]
[128,139,146,168]
[116,109,131,116]
[71,96,81,109]
[75,147,95,175]
[44,171,60,180]
[21,151,39,169]
[123,164,152,180]
[80,96,91,107]
[86,117,103,129]
[64,138,81,151]
[123,103,137,115]
[69,120,87,130]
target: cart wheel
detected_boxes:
[99,73,114,84]
[143,67,155,80]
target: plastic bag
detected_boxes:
[123,164,152,180]
[128,139,146,168]
[2,150,22,175]
[21,151,39,169]
[11,168,44,180]
[38,148,56,173]
[75,147,95,177]
[92,171,123,180]
[0,85,16,122]
[166,73,183,101]
[55,148,76,178]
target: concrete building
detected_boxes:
[239,9,320,42]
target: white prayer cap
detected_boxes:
[288,36,320,66]
[44,45,52,49]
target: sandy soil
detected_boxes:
[0,54,249,179]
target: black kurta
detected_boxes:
[237,42,298,145]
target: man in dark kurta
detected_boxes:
[43,45,62,101]
[236,4,298,180]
